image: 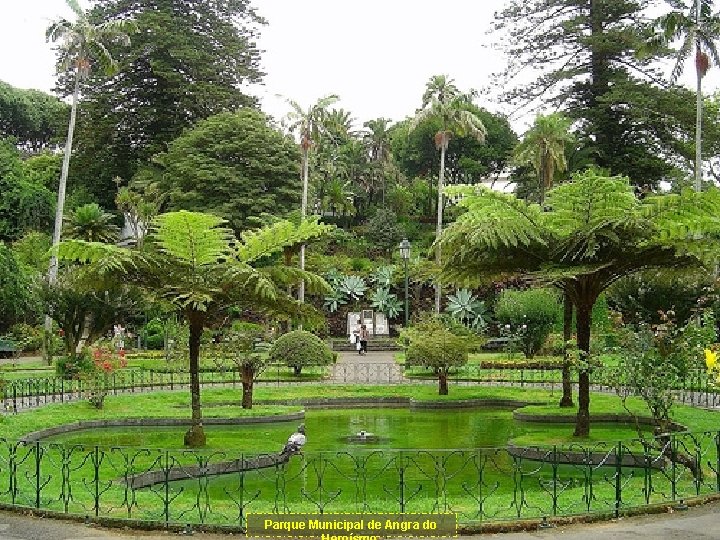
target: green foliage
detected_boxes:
[365,209,404,254]
[0,243,33,332]
[63,203,120,243]
[0,138,54,242]
[370,288,402,319]
[339,275,367,302]
[62,0,262,207]
[0,81,69,152]
[495,288,560,359]
[11,232,51,275]
[268,330,334,374]
[404,317,469,394]
[494,0,703,185]
[608,270,713,327]
[141,318,166,350]
[55,350,95,379]
[141,110,301,233]
[8,323,44,352]
[446,289,487,330]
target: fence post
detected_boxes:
[94,445,100,517]
[614,441,622,518]
[671,434,677,502]
[35,441,41,509]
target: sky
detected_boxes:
[1,0,719,136]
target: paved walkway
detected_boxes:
[330,350,404,383]
[0,501,719,539]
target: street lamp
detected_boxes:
[399,238,411,327]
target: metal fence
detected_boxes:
[0,431,718,528]
[2,365,720,413]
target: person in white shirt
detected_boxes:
[282,424,306,454]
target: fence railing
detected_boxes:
[2,365,720,413]
[0,431,718,528]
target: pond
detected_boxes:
[23,407,698,525]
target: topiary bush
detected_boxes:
[268,330,334,376]
[495,288,560,359]
[404,317,469,395]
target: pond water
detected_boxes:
[35,407,662,522]
[45,407,529,451]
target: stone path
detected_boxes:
[330,350,404,383]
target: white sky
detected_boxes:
[1,0,718,136]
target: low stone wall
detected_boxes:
[507,443,668,469]
[512,410,686,431]
[19,412,305,443]
[123,452,294,489]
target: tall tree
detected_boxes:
[45,0,137,286]
[57,212,332,446]
[493,0,692,185]
[410,75,487,313]
[135,109,300,234]
[513,112,575,407]
[0,81,69,153]
[649,0,720,190]
[284,95,339,303]
[439,170,720,436]
[65,0,265,208]
[364,118,393,205]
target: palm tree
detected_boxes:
[57,212,332,446]
[439,170,720,436]
[363,118,393,205]
[284,95,339,303]
[513,113,574,205]
[652,0,720,191]
[410,75,487,313]
[45,0,137,285]
[64,203,120,243]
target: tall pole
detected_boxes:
[403,257,409,327]
[695,0,703,192]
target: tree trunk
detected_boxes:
[573,299,592,437]
[241,365,254,409]
[184,309,206,447]
[299,147,309,304]
[293,365,302,376]
[435,142,447,314]
[695,37,703,192]
[44,67,82,365]
[438,372,448,395]
[560,291,574,408]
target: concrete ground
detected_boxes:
[0,501,719,539]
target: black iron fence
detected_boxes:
[2,365,720,413]
[0,431,718,528]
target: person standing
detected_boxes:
[359,323,370,355]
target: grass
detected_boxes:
[1,383,718,527]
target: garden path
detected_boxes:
[330,350,404,383]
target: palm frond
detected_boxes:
[152,211,234,269]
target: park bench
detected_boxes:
[0,338,18,359]
[481,337,518,351]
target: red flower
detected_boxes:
[118,349,126,357]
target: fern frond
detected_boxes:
[237,218,333,263]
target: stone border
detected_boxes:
[513,409,686,431]
[507,443,668,469]
[19,411,305,443]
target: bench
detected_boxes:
[481,337,518,351]
[0,338,18,359]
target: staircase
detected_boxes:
[330,337,403,352]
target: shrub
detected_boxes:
[9,323,43,352]
[55,351,95,379]
[404,317,469,395]
[141,318,165,350]
[495,288,560,359]
[365,209,404,254]
[268,330,334,376]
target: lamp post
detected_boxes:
[399,238,411,327]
